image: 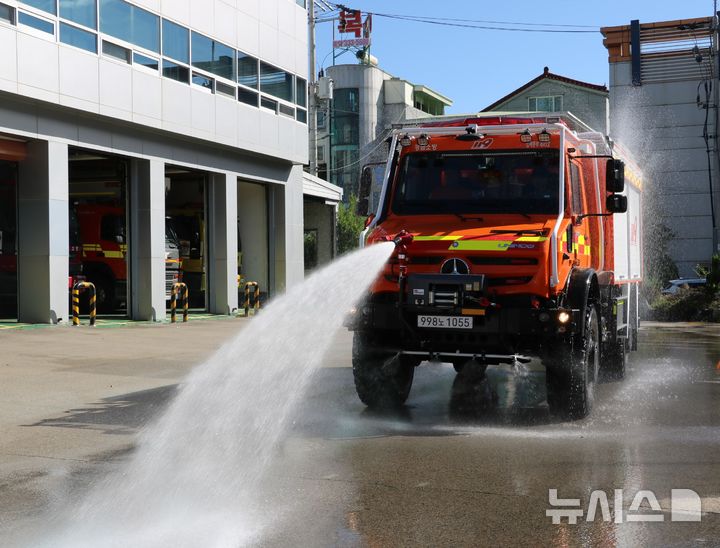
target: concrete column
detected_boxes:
[269,168,304,293]
[237,181,269,293]
[283,165,305,289]
[129,158,165,321]
[17,140,68,324]
[208,172,238,315]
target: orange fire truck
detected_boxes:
[350,114,643,418]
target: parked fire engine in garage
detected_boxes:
[70,204,181,312]
[350,114,643,418]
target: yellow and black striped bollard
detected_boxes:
[72,281,96,327]
[182,283,189,323]
[244,282,260,316]
[72,285,80,326]
[171,283,189,323]
[170,284,178,323]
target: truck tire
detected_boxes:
[544,305,600,420]
[352,332,414,408]
[91,275,114,314]
[603,339,626,380]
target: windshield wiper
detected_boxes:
[490,228,546,236]
[454,213,484,222]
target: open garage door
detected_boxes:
[0,161,18,320]
[69,150,129,317]
[165,168,208,311]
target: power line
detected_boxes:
[365,12,596,29]
[371,13,598,34]
[329,3,599,33]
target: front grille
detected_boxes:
[486,276,533,287]
[469,256,538,266]
[409,256,443,265]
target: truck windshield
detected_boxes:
[391,149,560,215]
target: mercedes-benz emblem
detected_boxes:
[441,258,470,275]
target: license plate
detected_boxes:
[417,315,473,329]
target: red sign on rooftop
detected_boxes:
[334,9,371,48]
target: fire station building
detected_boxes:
[0,0,333,324]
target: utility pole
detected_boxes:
[308,2,318,177]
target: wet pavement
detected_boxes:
[1,322,719,546]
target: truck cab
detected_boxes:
[350,115,642,418]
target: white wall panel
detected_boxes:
[17,33,59,99]
[259,109,279,149]
[161,0,190,26]
[133,70,162,121]
[191,88,216,138]
[59,47,99,104]
[0,25,18,92]
[99,59,132,113]
[258,0,278,27]
[236,12,259,55]
[214,0,236,45]
[161,78,192,128]
[190,0,214,36]
[258,22,279,65]
[215,95,238,144]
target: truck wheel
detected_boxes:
[352,332,414,408]
[603,339,626,380]
[90,275,114,314]
[544,305,600,420]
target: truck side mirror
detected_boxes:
[606,194,628,213]
[606,159,625,193]
[356,165,373,216]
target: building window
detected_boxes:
[296,108,307,124]
[296,0,306,7]
[162,59,189,83]
[18,11,54,34]
[20,0,55,15]
[569,161,583,214]
[191,31,235,81]
[191,71,213,91]
[133,51,158,70]
[260,96,278,112]
[317,109,326,128]
[237,51,258,89]
[162,19,188,63]
[237,87,258,107]
[60,22,96,52]
[100,0,159,53]
[216,81,235,98]
[330,88,360,192]
[528,95,562,112]
[0,3,15,24]
[278,103,295,118]
[296,77,307,108]
[59,0,95,29]
[259,62,293,102]
[102,39,130,63]
[317,145,324,163]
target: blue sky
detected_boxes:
[315,1,715,113]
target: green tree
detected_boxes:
[336,194,366,255]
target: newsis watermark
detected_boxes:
[546,489,702,524]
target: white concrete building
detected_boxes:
[317,63,452,199]
[602,17,720,275]
[0,0,319,323]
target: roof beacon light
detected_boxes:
[400,134,412,147]
[519,129,532,143]
[417,134,430,147]
[538,129,551,143]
